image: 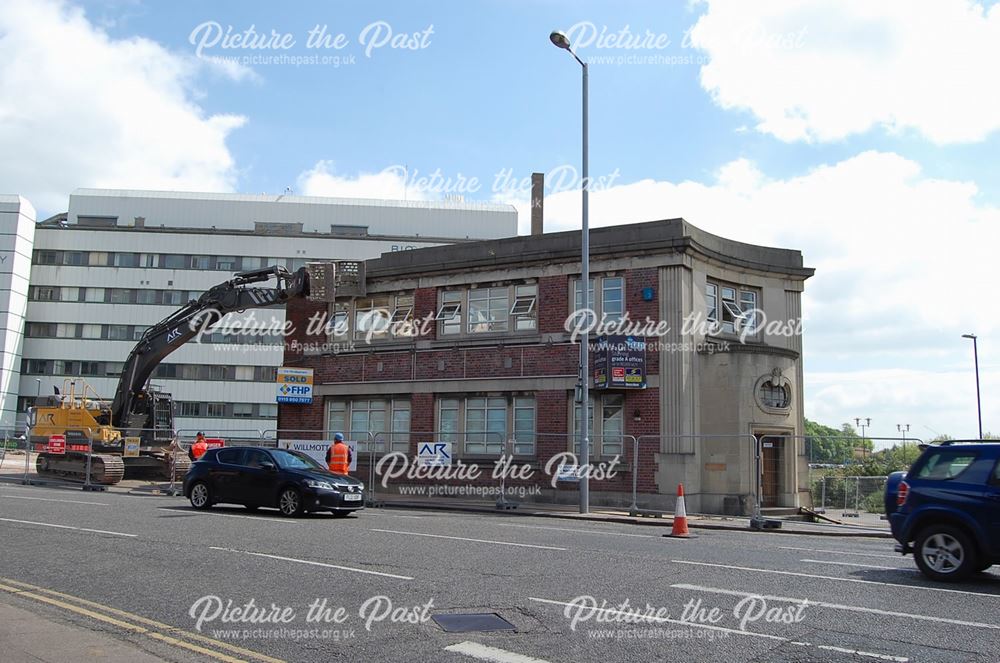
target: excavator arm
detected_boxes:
[109,265,310,429]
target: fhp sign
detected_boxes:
[123,437,141,458]
[276,367,314,404]
[46,435,66,455]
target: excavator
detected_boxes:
[27,264,322,485]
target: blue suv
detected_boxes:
[886,441,1000,581]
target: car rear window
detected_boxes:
[916,451,978,480]
[216,448,242,465]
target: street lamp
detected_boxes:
[855,417,871,459]
[961,334,983,439]
[550,29,590,514]
[897,423,910,465]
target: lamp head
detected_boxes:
[962,333,977,340]
[550,31,571,50]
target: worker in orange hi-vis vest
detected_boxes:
[188,432,209,461]
[326,432,351,476]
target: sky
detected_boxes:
[1,0,997,443]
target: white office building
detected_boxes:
[7,188,516,436]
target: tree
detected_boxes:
[804,419,868,464]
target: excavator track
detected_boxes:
[35,452,125,485]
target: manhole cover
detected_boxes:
[431,613,516,633]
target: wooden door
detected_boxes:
[760,436,783,508]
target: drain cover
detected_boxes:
[431,613,516,633]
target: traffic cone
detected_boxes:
[664,483,697,538]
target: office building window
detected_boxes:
[233,403,254,418]
[179,402,202,417]
[435,396,535,456]
[162,254,186,269]
[573,394,625,458]
[260,403,278,418]
[216,256,237,271]
[326,399,411,452]
[206,403,226,418]
[705,280,760,336]
[107,325,130,340]
[437,291,463,336]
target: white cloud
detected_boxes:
[527,151,999,438]
[296,161,434,201]
[0,0,248,213]
[688,0,1000,143]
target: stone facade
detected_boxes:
[280,218,813,514]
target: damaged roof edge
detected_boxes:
[365,218,814,279]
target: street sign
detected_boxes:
[555,463,581,482]
[276,367,314,404]
[417,442,451,467]
[123,437,141,457]
[46,435,66,455]
[278,439,358,472]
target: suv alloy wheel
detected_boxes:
[914,524,978,581]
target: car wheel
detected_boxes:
[189,482,212,510]
[278,488,303,517]
[914,525,978,581]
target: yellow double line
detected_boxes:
[0,577,284,663]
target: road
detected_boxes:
[1,482,998,663]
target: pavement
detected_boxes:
[0,595,171,663]
[1,480,998,662]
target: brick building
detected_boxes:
[280,218,814,514]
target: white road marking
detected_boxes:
[780,546,901,559]
[527,597,786,640]
[496,523,656,539]
[370,529,566,551]
[157,507,297,524]
[672,583,1000,630]
[530,596,908,661]
[208,547,413,580]
[0,517,136,537]
[671,560,1000,598]
[800,558,902,570]
[2,495,109,506]
[817,645,908,662]
[444,641,551,663]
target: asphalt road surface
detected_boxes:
[1,482,998,663]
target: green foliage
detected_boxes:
[804,419,871,464]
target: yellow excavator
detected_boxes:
[27,264,323,485]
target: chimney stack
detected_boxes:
[530,172,544,236]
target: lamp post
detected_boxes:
[550,29,590,513]
[855,417,871,460]
[897,423,910,465]
[961,334,983,439]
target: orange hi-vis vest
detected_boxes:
[192,440,208,459]
[328,442,350,475]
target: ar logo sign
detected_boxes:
[417,442,451,467]
[166,328,182,343]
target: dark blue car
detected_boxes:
[886,441,1000,581]
[183,447,365,517]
